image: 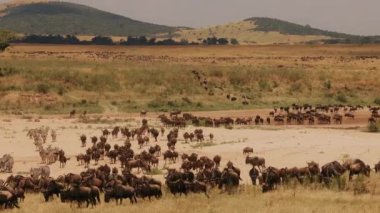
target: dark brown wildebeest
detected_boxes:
[163,150,178,164]
[58,153,69,168]
[245,156,265,171]
[104,184,137,204]
[368,117,377,124]
[183,132,190,143]
[160,126,165,137]
[218,168,240,191]
[209,133,214,142]
[266,117,271,125]
[150,128,159,142]
[249,167,260,185]
[60,186,97,207]
[69,110,76,118]
[188,153,198,162]
[344,113,355,119]
[333,114,343,124]
[80,134,87,147]
[243,147,253,155]
[83,154,91,168]
[342,158,366,170]
[262,166,281,193]
[348,163,370,181]
[320,161,346,184]
[375,161,380,173]
[213,155,221,168]
[107,150,118,164]
[0,190,19,208]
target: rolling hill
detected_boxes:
[172,17,361,45]
[0,1,177,36]
[0,1,378,44]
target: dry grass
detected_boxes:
[0,44,380,114]
[8,175,380,213]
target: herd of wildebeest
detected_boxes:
[0,103,379,209]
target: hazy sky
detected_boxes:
[1,0,380,35]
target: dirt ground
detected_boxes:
[0,109,378,183]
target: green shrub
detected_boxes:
[374,98,380,105]
[367,122,379,133]
[336,93,347,103]
[258,80,271,91]
[36,83,50,94]
[230,38,239,45]
[289,82,303,93]
[353,175,369,195]
[0,42,9,52]
[323,80,331,90]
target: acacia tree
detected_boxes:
[0,42,9,52]
[230,38,239,45]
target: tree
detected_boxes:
[91,36,113,45]
[139,36,148,45]
[148,38,156,45]
[217,38,229,45]
[0,42,9,52]
[230,38,239,45]
[204,37,218,45]
[179,39,189,45]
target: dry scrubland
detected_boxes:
[0,44,380,114]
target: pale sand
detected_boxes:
[0,111,378,183]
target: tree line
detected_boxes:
[11,35,240,46]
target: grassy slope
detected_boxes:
[247,17,351,38]
[0,2,176,36]
[0,44,380,114]
[173,20,328,45]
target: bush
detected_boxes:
[367,122,379,133]
[36,83,50,94]
[230,38,239,45]
[289,82,303,93]
[374,98,380,105]
[0,42,9,52]
[336,93,347,103]
[258,80,271,91]
[323,80,331,90]
[353,175,369,195]
[57,87,66,96]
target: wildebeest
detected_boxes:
[104,184,137,204]
[0,190,19,209]
[60,186,98,207]
[348,163,370,180]
[262,167,281,193]
[320,161,346,184]
[245,156,265,171]
[243,147,253,155]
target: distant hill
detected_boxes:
[172,17,378,45]
[246,17,351,38]
[0,1,378,45]
[0,1,177,36]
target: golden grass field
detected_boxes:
[0,44,380,115]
